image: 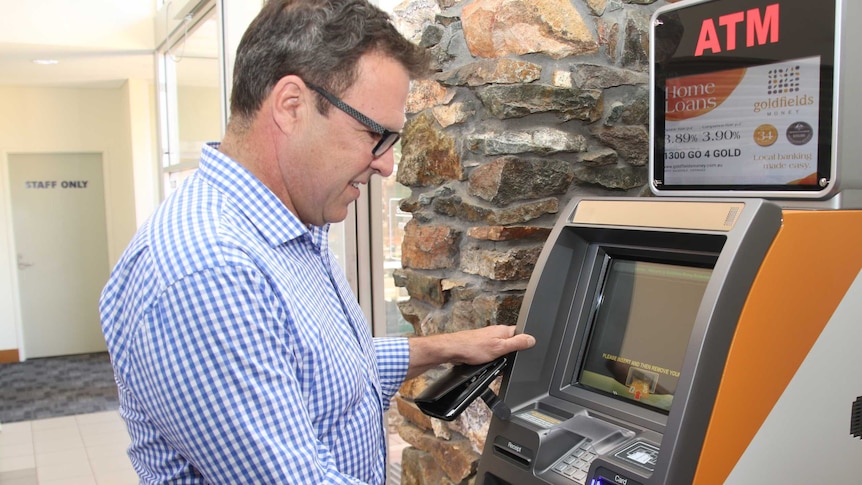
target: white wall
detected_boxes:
[0,0,259,357]
[126,79,160,226]
[0,0,283,356]
[0,82,156,354]
[219,0,266,121]
[178,85,222,155]
[0,0,153,50]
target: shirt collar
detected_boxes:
[198,142,329,248]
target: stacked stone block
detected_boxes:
[389,0,679,482]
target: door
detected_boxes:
[8,152,110,358]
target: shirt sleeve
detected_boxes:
[125,264,370,484]
[373,337,410,408]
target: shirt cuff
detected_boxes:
[374,337,410,406]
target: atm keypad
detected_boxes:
[551,439,595,484]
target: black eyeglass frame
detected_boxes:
[305,82,401,157]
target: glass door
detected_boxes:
[372,145,412,338]
[155,2,222,199]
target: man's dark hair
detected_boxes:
[229,0,429,127]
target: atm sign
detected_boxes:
[695,3,780,56]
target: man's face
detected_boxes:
[284,52,411,227]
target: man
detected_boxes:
[99,0,535,483]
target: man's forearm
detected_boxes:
[405,332,459,379]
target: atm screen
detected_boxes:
[652,0,837,193]
[576,259,712,414]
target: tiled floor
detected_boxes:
[0,411,137,485]
[0,410,408,485]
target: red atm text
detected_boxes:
[695,3,780,56]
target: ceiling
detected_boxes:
[0,0,219,89]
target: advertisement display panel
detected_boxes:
[651,0,837,196]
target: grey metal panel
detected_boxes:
[655,198,782,483]
[476,198,783,485]
[833,0,862,205]
[503,196,590,410]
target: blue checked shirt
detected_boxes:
[100,143,410,484]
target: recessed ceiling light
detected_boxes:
[32,59,59,65]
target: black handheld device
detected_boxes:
[414,356,510,421]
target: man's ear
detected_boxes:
[270,75,306,134]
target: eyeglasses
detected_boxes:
[305,82,401,157]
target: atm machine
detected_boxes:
[416,0,862,483]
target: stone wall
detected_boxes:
[390,0,679,482]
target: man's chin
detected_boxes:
[323,207,350,226]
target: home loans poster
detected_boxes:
[663,56,820,186]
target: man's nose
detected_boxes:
[371,147,396,177]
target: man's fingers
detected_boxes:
[508,333,536,351]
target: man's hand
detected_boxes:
[406,325,536,379]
